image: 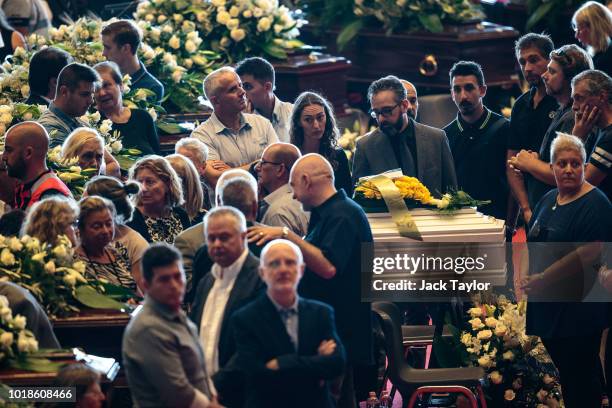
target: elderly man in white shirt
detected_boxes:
[189,206,264,407]
[235,57,294,143]
[191,67,278,188]
[256,142,309,237]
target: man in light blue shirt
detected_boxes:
[191,67,278,188]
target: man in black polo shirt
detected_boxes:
[508,45,594,214]
[101,20,164,104]
[247,153,373,408]
[506,33,558,232]
[443,61,511,221]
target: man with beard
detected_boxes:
[352,75,457,195]
[400,79,419,120]
[443,61,511,221]
[1,121,71,210]
[191,67,278,188]
[38,63,100,148]
[506,33,558,235]
[508,44,594,212]
[256,142,309,236]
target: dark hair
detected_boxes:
[235,57,275,86]
[93,61,123,87]
[550,44,594,81]
[28,47,74,97]
[53,363,100,404]
[449,61,485,86]
[84,176,140,224]
[572,69,612,104]
[220,178,256,217]
[142,243,181,283]
[101,19,142,55]
[289,91,341,170]
[56,63,101,93]
[367,75,406,104]
[514,33,554,59]
[0,209,26,236]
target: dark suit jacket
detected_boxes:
[352,119,458,196]
[189,252,264,405]
[232,294,346,408]
[24,93,49,106]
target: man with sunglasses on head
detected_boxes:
[352,75,457,195]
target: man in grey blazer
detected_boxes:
[352,75,457,197]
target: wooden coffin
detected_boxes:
[301,22,520,90]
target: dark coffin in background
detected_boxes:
[273,53,351,114]
[301,22,520,90]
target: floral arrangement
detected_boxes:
[0,235,126,318]
[437,295,563,407]
[354,175,489,212]
[0,295,39,365]
[0,103,47,144]
[46,146,97,199]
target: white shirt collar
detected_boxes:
[211,247,249,281]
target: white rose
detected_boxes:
[0,113,13,124]
[0,248,15,266]
[485,317,498,328]
[24,237,40,251]
[0,332,13,348]
[0,105,12,114]
[253,7,264,18]
[196,11,208,22]
[99,119,113,134]
[145,13,155,22]
[31,252,46,263]
[162,24,173,34]
[12,315,26,330]
[489,371,503,385]
[477,355,493,368]
[147,107,158,122]
[274,24,283,34]
[63,274,77,287]
[257,17,272,32]
[494,323,507,337]
[468,317,484,330]
[0,306,12,322]
[168,35,181,50]
[219,37,231,48]
[111,140,123,153]
[396,0,406,6]
[183,58,193,69]
[212,0,226,6]
[134,88,149,102]
[242,9,253,18]
[173,14,184,23]
[0,296,8,309]
[187,31,199,41]
[230,28,246,42]
[171,70,183,83]
[22,112,33,120]
[149,27,161,42]
[468,307,483,317]
[20,84,30,98]
[193,55,206,66]
[184,40,197,53]
[460,332,472,346]
[90,111,101,123]
[73,261,87,274]
[44,260,56,274]
[229,6,241,17]
[8,237,23,252]
[502,350,514,361]
[227,18,240,30]
[157,15,167,24]
[162,52,174,64]
[216,11,231,25]
[53,244,68,259]
[143,48,156,60]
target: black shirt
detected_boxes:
[589,124,612,202]
[508,87,558,152]
[111,108,160,155]
[300,189,373,365]
[131,62,165,104]
[443,108,510,219]
[593,47,612,76]
[332,148,354,198]
[386,120,418,178]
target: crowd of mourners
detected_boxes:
[0,1,612,407]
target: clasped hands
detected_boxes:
[508,150,539,174]
[265,339,337,370]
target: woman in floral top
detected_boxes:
[127,155,191,244]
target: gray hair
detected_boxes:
[550,132,587,163]
[367,75,406,104]
[220,178,257,216]
[203,206,246,238]
[260,239,304,267]
[203,66,236,100]
[175,137,209,164]
[215,169,258,203]
[571,69,612,104]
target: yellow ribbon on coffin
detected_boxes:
[369,175,423,241]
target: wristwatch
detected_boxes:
[281,226,289,239]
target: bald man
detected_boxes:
[2,121,71,210]
[256,143,309,236]
[248,154,373,407]
[232,239,345,407]
[400,79,419,120]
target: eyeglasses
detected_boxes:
[259,158,283,167]
[369,102,401,119]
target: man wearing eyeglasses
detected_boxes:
[256,143,309,237]
[443,61,511,222]
[352,75,457,195]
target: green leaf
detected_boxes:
[432,335,464,368]
[337,19,364,51]
[261,43,287,60]
[526,2,554,30]
[156,121,185,134]
[100,282,136,301]
[10,357,63,372]
[418,14,444,33]
[74,285,127,311]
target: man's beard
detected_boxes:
[6,157,26,179]
[380,116,404,137]
[459,101,475,115]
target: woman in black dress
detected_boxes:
[289,91,353,196]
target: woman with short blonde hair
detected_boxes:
[21,196,79,247]
[166,154,205,222]
[126,155,190,243]
[62,127,121,178]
